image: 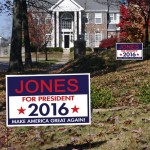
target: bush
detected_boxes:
[99,37,117,49]
[70,47,74,52]
[44,47,54,52]
[139,81,150,104]
[53,47,63,52]
[86,47,92,52]
[70,47,92,53]
[91,86,115,108]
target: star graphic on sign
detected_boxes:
[17,106,26,114]
[71,105,80,113]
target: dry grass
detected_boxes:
[0,105,150,149]
[0,52,150,149]
[91,60,150,106]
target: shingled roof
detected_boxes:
[47,0,120,12]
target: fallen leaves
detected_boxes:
[0,105,149,149]
[142,118,150,123]
[124,119,132,125]
[0,57,150,149]
[91,60,150,107]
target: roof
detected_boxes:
[50,0,84,11]
[75,0,119,12]
[46,0,120,12]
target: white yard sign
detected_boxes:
[116,43,143,60]
[6,74,91,127]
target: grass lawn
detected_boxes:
[0,50,150,149]
[0,105,150,149]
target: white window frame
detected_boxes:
[95,13,102,24]
[45,18,51,25]
[95,32,102,47]
[109,13,117,24]
[45,14,51,24]
[61,13,73,30]
[85,33,89,47]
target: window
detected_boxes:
[45,18,51,24]
[45,14,51,24]
[45,34,51,47]
[95,13,102,24]
[95,32,102,47]
[61,13,73,29]
[85,33,89,47]
[109,13,117,23]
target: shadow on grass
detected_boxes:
[59,54,106,75]
[47,140,107,150]
[59,50,150,77]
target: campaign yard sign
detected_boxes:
[116,43,143,60]
[6,74,91,127]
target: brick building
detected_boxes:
[32,0,120,52]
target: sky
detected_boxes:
[0,0,12,39]
[0,13,12,38]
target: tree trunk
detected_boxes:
[44,42,48,61]
[145,16,149,47]
[22,0,32,68]
[45,49,48,61]
[8,0,24,72]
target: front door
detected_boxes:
[64,35,69,48]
